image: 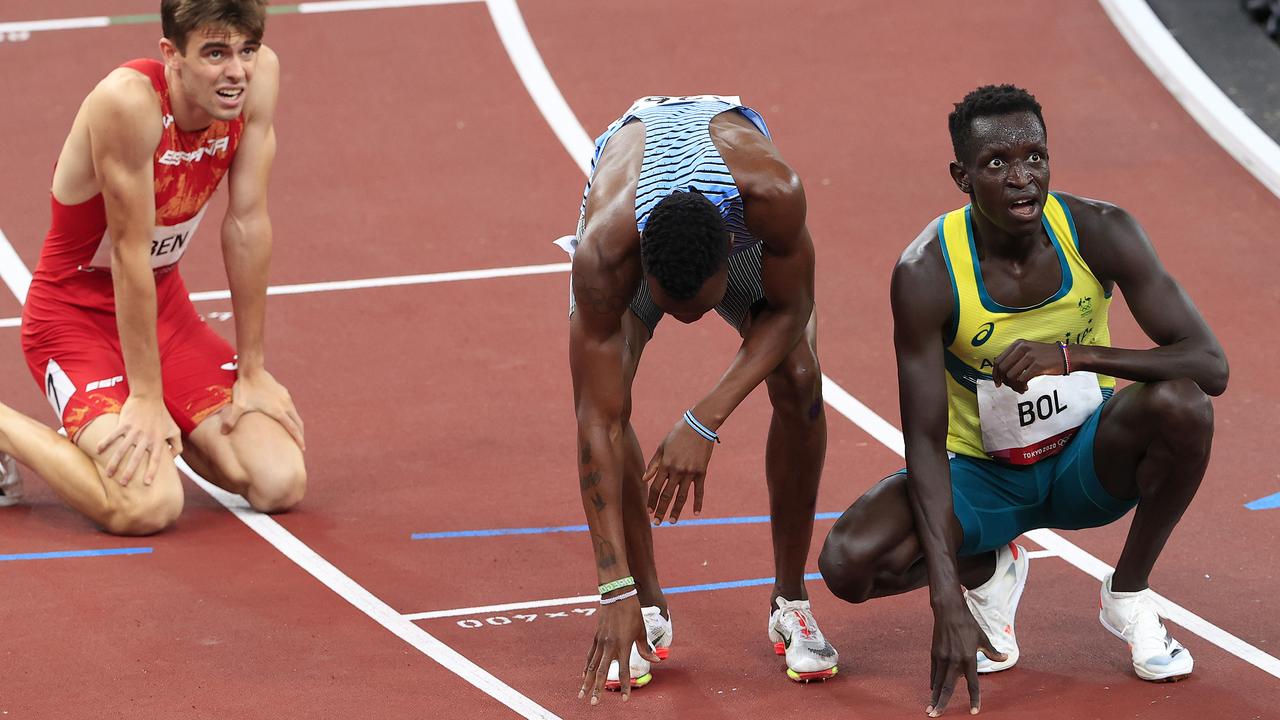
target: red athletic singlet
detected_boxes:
[25,58,243,317]
[21,59,245,438]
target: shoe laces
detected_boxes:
[775,600,822,642]
[1112,592,1171,657]
[641,606,669,643]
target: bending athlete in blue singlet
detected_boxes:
[563,96,836,704]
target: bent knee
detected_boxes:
[103,491,183,536]
[1144,378,1213,436]
[766,354,823,416]
[247,464,306,514]
[818,529,879,604]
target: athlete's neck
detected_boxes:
[970,208,1048,264]
[164,65,214,133]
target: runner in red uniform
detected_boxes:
[1,0,304,534]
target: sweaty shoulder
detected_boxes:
[1056,191,1145,284]
[85,68,162,142]
[579,122,643,263]
[712,112,799,205]
[892,217,952,316]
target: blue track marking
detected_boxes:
[0,547,152,562]
[665,572,824,595]
[1246,492,1280,510]
[411,512,844,540]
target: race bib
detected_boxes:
[976,372,1104,465]
[86,205,208,271]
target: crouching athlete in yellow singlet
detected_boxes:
[818,85,1227,716]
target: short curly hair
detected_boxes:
[640,191,729,300]
[948,84,1046,164]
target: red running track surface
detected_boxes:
[0,1,1276,718]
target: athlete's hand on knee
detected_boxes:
[97,395,182,486]
[992,339,1065,393]
[579,597,659,705]
[927,599,1004,717]
[222,369,305,450]
[644,421,714,524]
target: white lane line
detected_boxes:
[488,0,1280,681]
[0,261,573,327]
[1027,529,1280,677]
[175,461,559,718]
[821,376,905,457]
[486,0,594,175]
[1,236,558,715]
[188,261,571,301]
[405,551,1066,621]
[297,0,481,14]
[406,594,598,621]
[0,17,108,34]
[0,229,32,304]
[1099,0,1280,200]
[825,385,1280,680]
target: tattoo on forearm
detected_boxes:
[592,534,618,569]
[580,470,601,492]
[580,442,592,466]
[591,493,606,513]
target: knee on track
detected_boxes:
[245,463,306,514]
[103,489,184,536]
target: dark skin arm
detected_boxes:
[893,222,1004,717]
[647,148,816,523]
[991,194,1228,396]
[569,213,659,704]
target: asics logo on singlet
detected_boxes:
[971,322,995,346]
[158,137,230,166]
[163,114,175,129]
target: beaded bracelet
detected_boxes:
[1058,341,1072,375]
[599,588,638,606]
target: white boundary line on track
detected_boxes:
[0,261,572,328]
[407,549,1059,621]
[1098,0,1280,200]
[486,0,594,173]
[0,0,481,35]
[190,261,571,301]
[297,0,480,15]
[0,17,108,34]
[174,460,557,719]
[489,0,1280,681]
[0,229,31,304]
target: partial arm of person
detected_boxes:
[219,47,303,447]
[646,171,814,522]
[90,72,182,483]
[992,196,1228,396]
[569,238,659,703]
[893,228,1003,717]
